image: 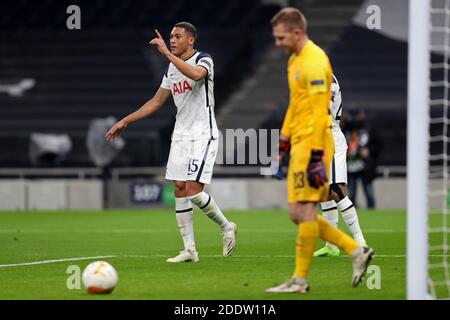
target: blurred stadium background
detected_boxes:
[12,0,450,302]
[0,0,410,211]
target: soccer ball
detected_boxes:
[82,261,118,294]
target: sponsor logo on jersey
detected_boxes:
[199,59,211,69]
[310,79,325,86]
[173,80,193,95]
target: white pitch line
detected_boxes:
[0,228,407,234]
[1,253,448,268]
[0,256,116,268]
[124,254,449,259]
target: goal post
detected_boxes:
[407,0,430,300]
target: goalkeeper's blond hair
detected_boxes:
[271,7,307,33]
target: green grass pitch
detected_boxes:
[0,209,406,300]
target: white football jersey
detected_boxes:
[330,75,347,152]
[160,51,219,141]
[330,74,342,131]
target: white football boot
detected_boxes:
[351,246,375,287]
[223,222,237,257]
[266,276,310,293]
[166,250,199,263]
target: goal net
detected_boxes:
[428,0,450,299]
[408,0,450,300]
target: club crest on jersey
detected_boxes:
[173,80,193,95]
[295,70,300,81]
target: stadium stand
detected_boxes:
[257,0,408,166]
[0,0,280,167]
[316,24,407,166]
[218,0,361,132]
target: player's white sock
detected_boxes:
[189,192,233,232]
[320,200,339,249]
[337,196,366,245]
[175,197,196,253]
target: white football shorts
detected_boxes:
[165,138,218,185]
[330,130,348,185]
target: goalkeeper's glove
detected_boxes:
[306,150,328,188]
[273,140,290,180]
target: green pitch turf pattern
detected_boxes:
[0,209,406,300]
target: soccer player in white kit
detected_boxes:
[105,22,237,263]
[313,75,367,257]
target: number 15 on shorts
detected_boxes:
[188,159,200,176]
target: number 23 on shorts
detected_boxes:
[293,171,305,189]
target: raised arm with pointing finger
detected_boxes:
[106,22,237,263]
[150,29,208,81]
